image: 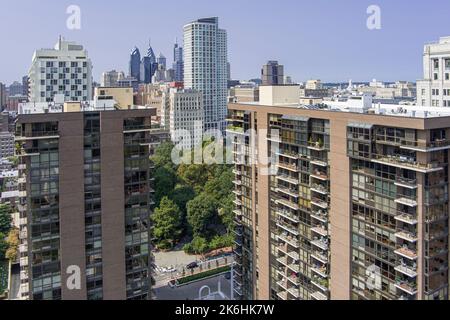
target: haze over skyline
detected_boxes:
[1,0,450,84]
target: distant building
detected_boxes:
[94,87,133,109]
[169,88,204,149]
[173,41,184,82]
[0,111,14,158]
[6,94,28,112]
[157,53,166,69]
[0,83,6,109]
[417,36,450,107]
[28,37,93,103]
[22,76,29,97]
[129,46,141,81]
[261,61,284,86]
[117,76,139,92]
[101,70,125,87]
[9,81,24,96]
[184,17,228,132]
[229,85,259,103]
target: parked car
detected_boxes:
[224,272,231,280]
[186,262,198,269]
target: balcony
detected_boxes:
[277,174,299,185]
[311,239,329,251]
[277,233,300,248]
[395,197,418,208]
[277,256,300,273]
[310,158,328,167]
[311,198,328,210]
[311,276,329,292]
[277,220,299,236]
[276,210,300,224]
[395,230,418,243]
[310,171,329,181]
[372,155,443,173]
[311,184,328,195]
[395,213,418,225]
[276,290,288,300]
[276,186,299,198]
[311,251,329,264]
[232,189,242,196]
[311,226,329,237]
[311,265,328,278]
[20,256,28,266]
[394,246,418,260]
[311,291,328,300]
[395,281,418,295]
[233,209,243,217]
[394,177,418,189]
[310,210,328,223]
[233,199,242,206]
[400,139,450,152]
[277,162,299,172]
[276,150,298,160]
[232,169,242,175]
[226,125,245,135]
[275,198,299,211]
[308,141,326,151]
[395,263,418,278]
[15,130,60,141]
[277,244,300,261]
[232,180,242,186]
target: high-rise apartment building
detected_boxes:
[417,36,450,107]
[228,86,449,301]
[15,102,164,300]
[28,38,93,103]
[262,61,284,86]
[183,17,228,132]
[101,70,125,87]
[173,41,184,82]
[169,88,204,150]
[9,81,24,97]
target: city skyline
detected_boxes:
[1,0,450,84]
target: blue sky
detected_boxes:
[1,0,450,84]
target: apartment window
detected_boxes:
[446,59,450,70]
[434,73,438,80]
[422,89,426,95]
[446,73,449,81]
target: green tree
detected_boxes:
[186,193,218,237]
[154,166,177,206]
[0,204,12,235]
[177,164,210,193]
[152,141,176,169]
[0,232,7,260]
[190,236,208,255]
[151,197,183,249]
[171,184,196,215]
[5,228,19,261]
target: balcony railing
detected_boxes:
[395,280,418,295]
[372,154,443,173]
[394,246,418,260]
[395,230,418,242]
[395,213,418,225]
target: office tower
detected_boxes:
[129,46,141,82]
[22,76,29,97]
[15,102,163,300]
[173,41,184,82]
[183,17,228,132]
[169,88,204,149]
[28,37,93,103]
[101,70,125,87]
[9,81,24,97]
[228,86,449,301]
[0,83,6,109]
[417,36,450,107]
[117,76,139,92]
[262,61,284,86]
[157,53,166,70]
[140,56,152,84]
